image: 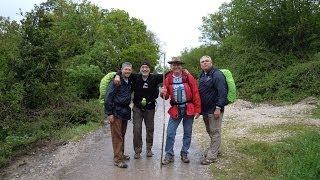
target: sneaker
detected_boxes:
[200,158,216,165]
[146,150,153,157]
[123,155,130,161]
[162,157,174,165]
[134,153,141,159]
[114,161,128,168]
[181,155,190,163]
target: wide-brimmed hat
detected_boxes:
[167,57,185,64]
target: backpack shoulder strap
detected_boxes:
[167,71,189,85]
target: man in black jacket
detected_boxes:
[105,62,133,168]
[198,55,228,165]
[115,61,163,159]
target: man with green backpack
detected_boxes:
[198,55,236,165]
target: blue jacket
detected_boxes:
[198,66,228,115]
[104,77,132,120]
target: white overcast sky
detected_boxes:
[1,0,230,60]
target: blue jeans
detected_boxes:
[165,107,194,158]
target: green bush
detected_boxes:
[216,40,320,102]
[249,59,320,102]
[181,35,320,102]
[0,143,12,160]
[0,82,24,119]
[66,64,104,99]
[52,103,98,126]
[0,99,104,168]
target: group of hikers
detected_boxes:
[103,55,228,168]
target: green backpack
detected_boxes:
[99,72,116,105]
[220,69,237,104]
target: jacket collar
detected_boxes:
[202,66,216,76]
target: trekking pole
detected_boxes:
[160,53,166,169]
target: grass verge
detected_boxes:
[238,130,320,179]
[0,100,104,169]
[194,119,320,179]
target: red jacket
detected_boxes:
[160,70,201,119]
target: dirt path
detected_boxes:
[224,97,320,142]
[1,99,212,180]
[1,98,319,180]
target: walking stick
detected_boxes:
[160,53,166,169]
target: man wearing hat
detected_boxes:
[115,60,163,159]
[160,57,201,165]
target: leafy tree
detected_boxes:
[99,9,159,73]
[200,3,232,45]
[13,2,62,109]
[47,1,160,73]
[195,0,320,102]
[180,45,219,78]
[0,16,23,121]
[11,0,160,102]
[201,0,320,57]
[0,0,162,167]
[229,0,320,55]
[0,16,21,90]
[49,0,102,60]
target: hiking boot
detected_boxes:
[102,120,109,126]
[146,150,153,157]
[134,153,141,159]
[204,151,222,158]
[201,158,216,165]
[181,154,190,163]
[123,155,130,161]
[162,157,174,165]
[114,161,128,168]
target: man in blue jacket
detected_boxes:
[104,62,133,168]
[198,55,228,165]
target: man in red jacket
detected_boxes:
[160,57,201,165]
